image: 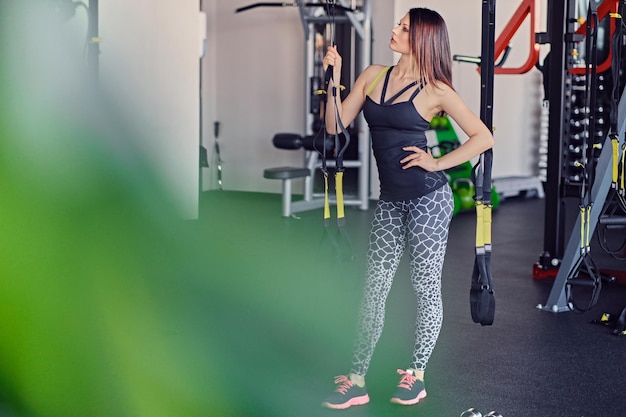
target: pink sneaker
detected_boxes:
[322,375,370,409]
[390,369,427,405]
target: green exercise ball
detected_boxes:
[452,178,475,212]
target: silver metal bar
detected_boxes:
[305,15,352,24]
[295,0,310,40]
[337,0,365,39]
[357,0,372,210]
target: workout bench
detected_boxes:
[263,133,330,217]
[263,167,313,217]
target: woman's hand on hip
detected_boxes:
[401,146,439,172]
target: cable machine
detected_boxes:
[535,0,619,272]
[535,0,626,312]
[237,1,373,215]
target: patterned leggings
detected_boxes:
[350,185,454,376]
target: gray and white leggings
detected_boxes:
[350,185,454,376]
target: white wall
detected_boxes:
[201,0,218,191]
[203,0,305,193]
[99,0,202,219]
[204,0,547,196]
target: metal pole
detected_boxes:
[87,0,99,84]
[539,0,570,269]
[357,0,372,210]
[480,0,496,130]
[301,2,315,201]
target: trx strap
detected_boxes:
[470,0,496,326]
[470,151,495,325]
[609,3,625,197]
[565,1,604,313]
[317,0,354,262]
[598,3,626,259]
[323,0,350,225]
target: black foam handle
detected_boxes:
[324,65,333,90]
[272,133,303,150]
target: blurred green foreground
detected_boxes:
[0,2,368,417]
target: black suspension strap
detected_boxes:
[316,0,354,262]
[322,0,351,228]
[609,2,626,198]
[469,0,496,326]
[598,2,626,258]
[470,151,495,325]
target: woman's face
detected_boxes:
[390,13,411,54]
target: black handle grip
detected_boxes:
[324,65,333,90]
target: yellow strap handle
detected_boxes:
[323,171,331,220]
[620,145,626,194]
[315,85,346,95]
[579,205,585,253]
[585,205,591,252]
[335,171,345,220]
[475,201,485,248]
[483,204,492,248]
[612,137,619,185]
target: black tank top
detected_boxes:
[363,66,448,201]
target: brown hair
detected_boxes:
[408,8,453,90]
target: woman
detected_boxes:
[321,7,494,409]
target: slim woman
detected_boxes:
[321,7,494,409]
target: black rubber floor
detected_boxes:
[200,191,626,417]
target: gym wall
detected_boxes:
[98,0,203,219]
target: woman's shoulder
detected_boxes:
[367,63,391,71]
[426,79,453,91]
[424,80,456,100]
[366,64,391,76]
[356,65,390,87]
[357,64,390,80]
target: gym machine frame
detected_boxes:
[302,0,372,212]
[537,0,621,272]
[238,1,372,215]
[540,90,625,312]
